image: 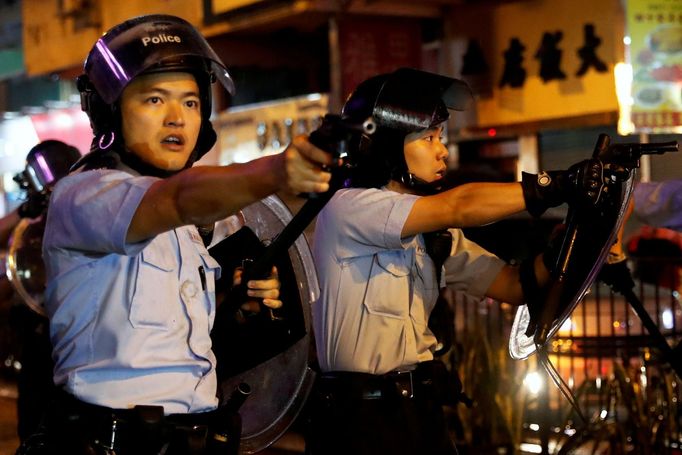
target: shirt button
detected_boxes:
[181,280,198,298]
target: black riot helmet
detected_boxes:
[341,67,473,191]
[13,140,82,219]
[16,140,81,193]
[76,14,235,167]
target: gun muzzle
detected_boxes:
[639,141,678,155]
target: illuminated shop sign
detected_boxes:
[626,0,682,133]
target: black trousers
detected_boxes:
[11,306,56,442]
[305,361,459,455]
[16,390,241,455]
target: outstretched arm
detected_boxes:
[485,254,550,305]
[402,182,526,237]
[127,135,333,243]
[402,158,604,238]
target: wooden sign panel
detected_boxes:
[22,0,202,76]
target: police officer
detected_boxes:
[27,15,332,455]
[7,140,82,442]
[307,68,604,455]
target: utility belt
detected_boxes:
[38,388,241,455]
[317,360,471,407]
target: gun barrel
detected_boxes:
[639,141,678,154]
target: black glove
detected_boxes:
[17,192,48,219]
[522,158,605,217]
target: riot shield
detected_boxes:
[6,216,47,316]
[509,178,634,359]
[209,195,318,454]
[509,134,678,360]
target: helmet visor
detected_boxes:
[373,67,473,131]
[85,14,235,104]
[25,141,82,191]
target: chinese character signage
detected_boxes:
[445,0,619,127]
[627,0,682,132]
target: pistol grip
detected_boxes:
[240,258,283,322]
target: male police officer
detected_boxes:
[29,15,331,455]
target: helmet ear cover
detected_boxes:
[77,74,120,139]
[348,128,404,188]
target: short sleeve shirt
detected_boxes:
[312,187,505,374]
[43,168,221,414]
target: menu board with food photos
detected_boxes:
[627,0,682,132]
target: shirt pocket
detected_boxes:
[198,252,221,315]
[362,250,411,320]
[130,244,177,330]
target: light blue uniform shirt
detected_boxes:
[312,187,505,375]
[43,167,221,414]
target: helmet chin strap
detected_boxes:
[399,171,443,196]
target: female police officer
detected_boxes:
[307,68,604,455]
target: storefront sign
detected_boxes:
[445,0,621,127]
[626,0,682,132]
